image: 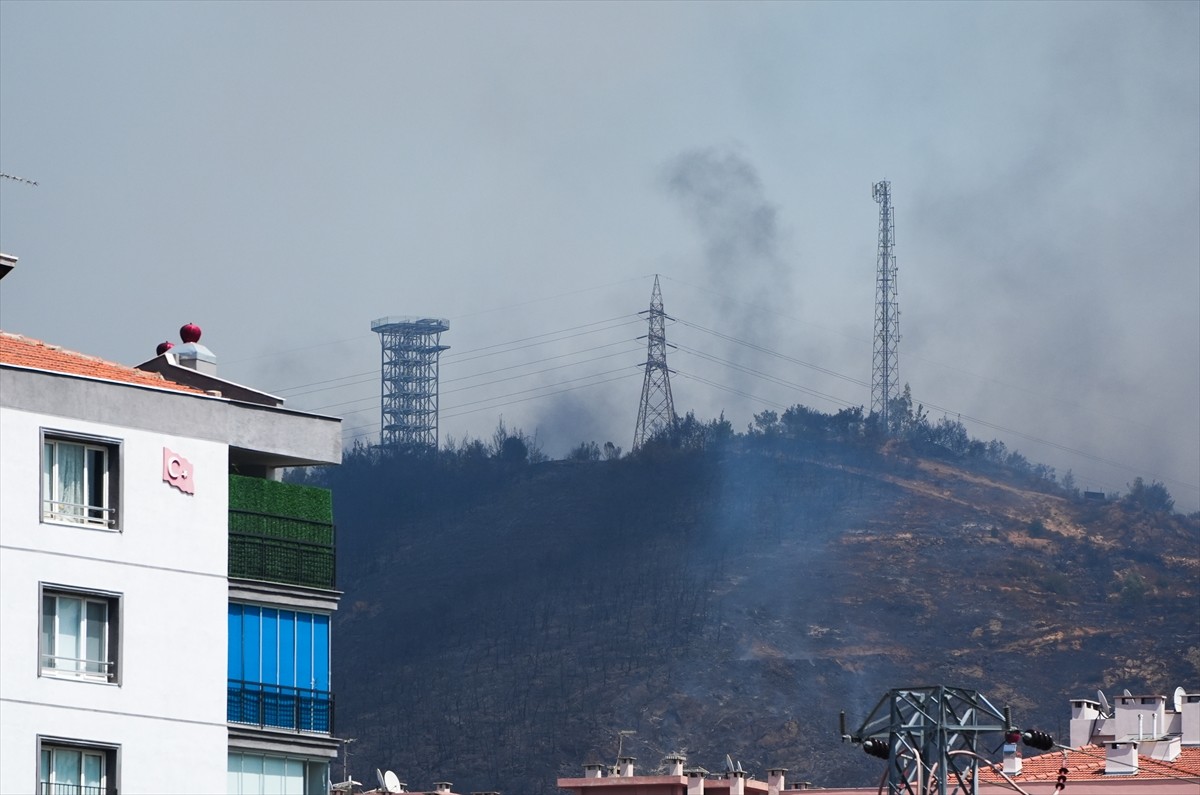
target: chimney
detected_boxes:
[727,769,746,795]
[1070,699,1102,748]
[583,764,605,779]
[433,783,453,794]
[1002,740,1022,776]
[767,768,787,795]
[685,768,708,795]
[1106,741,1139,775]
[1182,692,1200,745]
[174,341,217,375]
[664,755,686,776]
[617,757,635,777]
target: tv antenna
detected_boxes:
[616,729,636,760]
[331,738,361,791]
[0,172,38,187]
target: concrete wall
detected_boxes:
[1,366,341,466]
[0,404,229,794]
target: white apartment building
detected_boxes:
[0,326,342,795]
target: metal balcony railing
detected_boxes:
[227,679,334,734]
[228,509,335,589]
[38,783,113,795]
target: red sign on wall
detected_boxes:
[163,448,195,494]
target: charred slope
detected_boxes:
[319,445,1199,792]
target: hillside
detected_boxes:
[310,424,1199,792]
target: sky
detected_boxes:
[1,1,1197,510]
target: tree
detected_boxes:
[569,441,602,462]
[500,435,529,464]
[1123,477,1175,515]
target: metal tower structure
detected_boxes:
[632,275,677,450]
[845,685,1009,795]
[371,316,450,451]
[872,180,900,433]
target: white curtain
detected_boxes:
[53,750,80,789]
[56,442,85,519]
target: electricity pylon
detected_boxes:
[633,275,677,450]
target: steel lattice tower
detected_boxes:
[848,685,1008,795]
[371,316,450,451]
[872,180,900,433]
[632,275,677,450]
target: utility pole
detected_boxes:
[871,181,900,433]
[632,275,677,450]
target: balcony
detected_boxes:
[38,785,114,795]
[227,680,334,733]
[228,475,335,589]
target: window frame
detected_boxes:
[38,584,122,685]
[40,430,122,531]
[37,736,119,795]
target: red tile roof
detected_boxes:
[978,745,1200,781]
[0,332,205,394]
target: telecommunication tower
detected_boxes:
[871,180,900,432]
[370,316,450,451]
[633,276,677,450]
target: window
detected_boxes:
[227,752,327,795]
[41,433,120,529]
[38,739,117,795]
[227,605,331,732]
[40,587,120,683]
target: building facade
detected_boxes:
[0,330,342,795]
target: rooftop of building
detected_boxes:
[979,745,1200,782]
[0,331,205,395]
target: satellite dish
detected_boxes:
[1174,686,1187,713]
[1098,690,1111,716]
[384,770,403,794]
[377,770,387,791]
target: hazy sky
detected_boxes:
[2,1,1197,509]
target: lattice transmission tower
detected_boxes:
[371,316,450,452]
[872,180,900,433]
[632,275,677,450]
[843,685,1010,795]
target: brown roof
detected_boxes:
[979,745,1200,781]
[0,332,206,394]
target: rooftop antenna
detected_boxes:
[632,275,677,450]
[871,180,900,434]
[0,172,39,187]
[616,729,636,761]
[342,737,356,784]
[331,737,360,791]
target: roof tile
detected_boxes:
[0,332,206,394]
[979,745,1200,781]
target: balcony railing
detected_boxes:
[228,510,335,589]
[227,475,336,589]
[227,680,334,733]
[39,783,113,795]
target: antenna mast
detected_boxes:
[871,181,900,433]
[633,275,677,450]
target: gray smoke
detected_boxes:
[663,147,798,422]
